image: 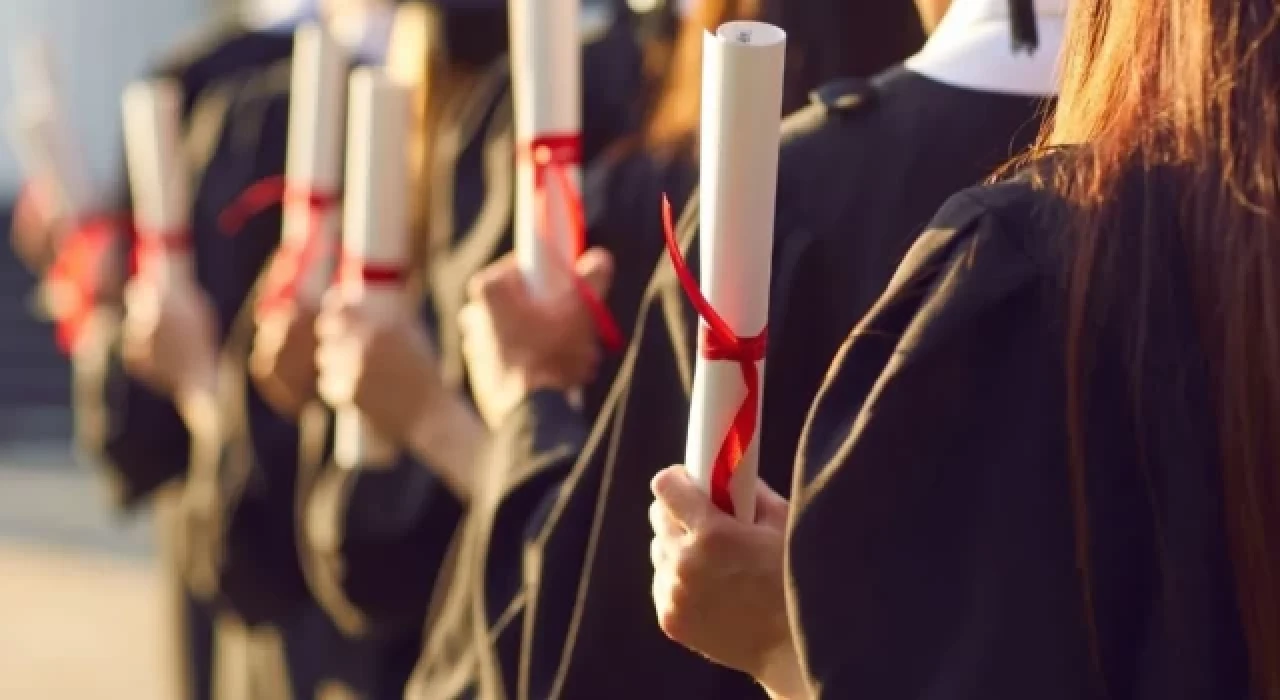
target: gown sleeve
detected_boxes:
[71,312,192,509]
[787,186,1107,699]
[301,438,466,640]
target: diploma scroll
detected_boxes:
[332,68,411,471]
[264,23,348,312]
[8,39,98,226]
[122,79,194,290]
[682,22,786,521]
[11,38,58,110]
[509,0,583,299]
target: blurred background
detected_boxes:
[0,0,225,697]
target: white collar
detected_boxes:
[905,0,1068,97]
[241,0,320,32]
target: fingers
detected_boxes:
[314,299,366,343]
[315,341,356,407]
[574,247,615,299]
[467,253,524,305]
[456,301,487,341]
[651,465,715,533]
[649,499,686,540]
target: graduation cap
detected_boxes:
[1009,0,1039,53]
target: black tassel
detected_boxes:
[1009,0,1039,54]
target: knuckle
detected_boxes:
[655,590,690,641]
[672,543,706,581]
[690,524,732,559]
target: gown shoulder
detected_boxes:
[789,172,1250,699]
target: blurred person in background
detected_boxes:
[13,0,424,697]
[8,1,309,698]
[455,0,1063,698]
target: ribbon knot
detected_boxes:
[661,195,768,516]
[47,214,128,353]
[131,226,193,285]
[17,184,131,353]
[523,134,623,352]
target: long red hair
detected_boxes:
[1044,0,1280,695]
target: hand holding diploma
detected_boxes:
[8,39,124,352]
[315,289,446,444]
[648,466,806,700]
[316,67,411,470]
[508,0,622,352]
[249,23,348,419]
[458,248,615,430]
[119,78,219,408]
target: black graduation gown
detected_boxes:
[73,24,295,511]
[58,23,294,700]
[405,144,699,700]
[296,13,646,689]
[789,174,1252,699]
[458,69,1048,700]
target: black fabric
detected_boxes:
[440,70,1048,700]
[789,175,1251,699]
[769,0,924,113]
[1009,0,1039,53]
[300,411,466,641]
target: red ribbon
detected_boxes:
[132,228,192,282]
[524,134,624,352]
[660,195,768,516]
[17,182,130,353]
[337,255,406,288]
[47,215,128,353]
[219,176,343,314]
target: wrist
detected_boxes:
[406,393,487,502]
[755,641,809,700]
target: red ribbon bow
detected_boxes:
[525,133,624,352]
[660,195,768,516]
[47,215,128,353]
[219,175,342,314]
[17,184,129,353]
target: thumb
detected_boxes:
[574,247,614,299]
[651,465,714,533]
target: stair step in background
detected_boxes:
[0,203,73,441]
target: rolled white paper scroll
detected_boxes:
[10,38,58,112]
[509,0,583,299]
[277,22,348,306]
[385,1,430,89]
[8,39,97,225]
[683,22,786,521]
[122,79,194,289]
[333,67,411,470]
